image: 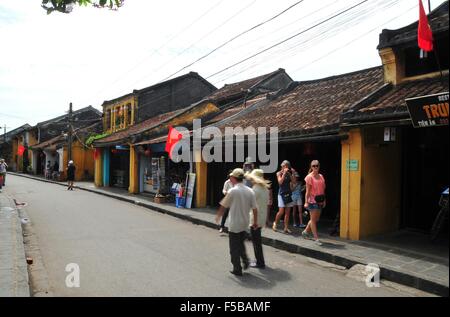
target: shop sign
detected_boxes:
[185,173,196,209]
[346,160,359,171]
[405,92,449,128]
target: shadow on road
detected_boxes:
[228,267,292,290]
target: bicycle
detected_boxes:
[430,187,449,242]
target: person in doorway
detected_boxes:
[67,160,76,190]
[0,158,7,190]
[52,160,59,180]
[216,168,258,276]
[243,157,256,187]
[272,160,295,234]
[291,172,306,229]
[246,169,270,269]
[302,160,326,246]
[219,171,234,233]
[45,161,51,179]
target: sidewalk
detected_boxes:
[10,172,449,296]
[0,189,30,297]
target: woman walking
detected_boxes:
[0,158,7,190]
[272,160,295,234]
[302,160,326,246]
[291,172,305,229]
[67,160,76,190]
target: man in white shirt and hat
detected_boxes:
[216,168,258,276]
[245,169,271,269]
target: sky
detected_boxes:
[0,0,446,132]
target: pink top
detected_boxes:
[305,173,326,204]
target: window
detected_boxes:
[127,103,133,126]
[106,109,112,131]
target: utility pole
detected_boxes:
[68,102,73,162]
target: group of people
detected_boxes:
[216,158,326,276]
[0,158,76,191]
[45,160,60,180]
[0,158,8,191]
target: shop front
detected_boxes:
[109,145,130,189]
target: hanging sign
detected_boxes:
[405,92,449,128]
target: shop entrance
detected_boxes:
[110,147,130,189]
[206,139,342,224]
[401,125,449,232]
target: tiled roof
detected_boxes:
[93,109,182,145]
[205,94,267,124]
[207,69,284,103]
[378,1,449,49]
[343,75,449,121]
[213,67,385,136]
[31,121,102,150]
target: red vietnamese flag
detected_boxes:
[418,0,433,52]
[17,145,25,156]
[165,126,183,160]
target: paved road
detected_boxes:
[5,175,431,297]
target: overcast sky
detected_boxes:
[0,0,446,132]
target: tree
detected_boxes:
[41,0,124,14]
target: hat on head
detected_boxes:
[281,160,291,168]
[245,169,271,188]
[229,168,245,179]
[244,157,255,164]
[68,160,74,165]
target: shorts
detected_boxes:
[291,194,302,206]
[306,203,322,211]
[278,194,295,208]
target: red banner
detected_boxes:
[17,145,25,156]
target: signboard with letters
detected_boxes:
[405,92,449,128]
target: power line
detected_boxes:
[215,0,402,83]
[205,0,370,80]
[131,0,258,88]
[85,0,226,103]
[160,0,307,82]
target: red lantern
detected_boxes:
[144,149,151,157]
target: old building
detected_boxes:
[339,1,449,239]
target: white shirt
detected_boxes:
[220,183,257,233]
[222,179,233,196]
[250,184,269,228]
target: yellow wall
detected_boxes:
[194,149,207,208]
[129,145,139,194]
[27,131,37,170]
[359,127,402,237]
[62,142,95,181]
[340,129,363,240]
[94,150,103,187]
[340,127,402,240]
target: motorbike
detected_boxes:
[430,187,449,242]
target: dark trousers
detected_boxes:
[250,227,265,266]
[229,231,249,272]
[220,208,229,228]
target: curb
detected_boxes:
[0,192,31,297]
[10,172,449,297]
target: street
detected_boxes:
[4,175,431,297]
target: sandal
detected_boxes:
[272,223,277,231]
[283,228,292,234]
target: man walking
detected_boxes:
[216,168,258,276]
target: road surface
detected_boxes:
[4,175,432,297]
